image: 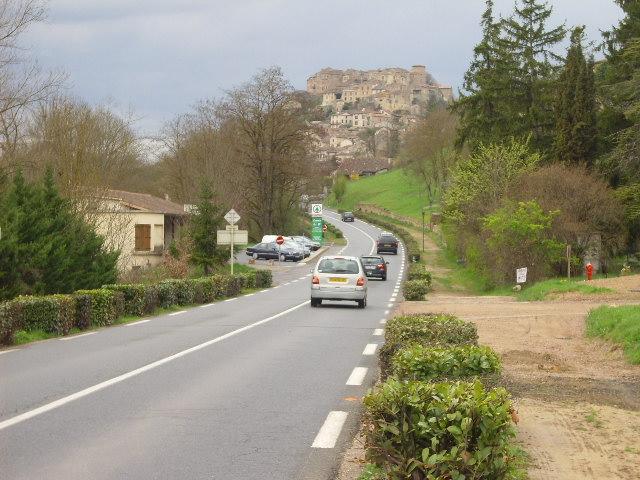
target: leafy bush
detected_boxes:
[73,293,92,329]
[102,284,145,316]
[254,269,273,288]
[11,294,75,335]
[392,344,502,382]
[363,380,517,480]
[403,280,430,301]
[238,272,256,289]
[482,200,564,284]
[161,279,195,305]
[211,274,230,298]
[0,301,22,344]
[407,264,432,285]
[380,314,478,378]
[156,281,178,308]
[74,289,124,327]
[187,278,216,304]
[357,464,385,480]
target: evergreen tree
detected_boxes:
[553,27,597,165]
[189,182,224,274]
[597,0,640,185]
[0,169,118,300]
[453,1,516,149]
[501,0,566,152]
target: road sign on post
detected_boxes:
[310,204,323,217]
[222,209,242,275]
[311,217,323,243]
[516,267,528,284]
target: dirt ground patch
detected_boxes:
[400,295,640,479]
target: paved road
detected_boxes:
[0,211,406,479]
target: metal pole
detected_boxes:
[422,210,425,252]
[567,244,571,280]
[230,230,234,276]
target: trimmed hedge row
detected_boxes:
[392,344,502,382]
[403,279,431,300]
[379,314,478,378]
[407,264,432,285]
[0,268,273,345]
[363,380,517,479]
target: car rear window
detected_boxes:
[318,258,360,274]
[380,235,397,241]
[361,257,383,265]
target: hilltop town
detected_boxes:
[306,65,453,176]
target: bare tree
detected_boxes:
[216,67,316,234]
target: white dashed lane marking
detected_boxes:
[346,367,368,386]
[59,332,97,341]
[312,411,348,449]
[363,344,378,355]
[373,329,384,336]
[127,319,151,325]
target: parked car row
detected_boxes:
[245,235,321,262]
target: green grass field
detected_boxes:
[586,306,640,364]
[328,169,439,220]
[517,278,612,301]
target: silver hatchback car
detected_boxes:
[310,256,367,308]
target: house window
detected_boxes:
[135,224,151,251]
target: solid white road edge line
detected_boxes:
[0,300,311,432]
[373,329,384,336]
[363,343,378,355]
[59,332,97,341]
[127,319,151,325]
[0,348,19,355]
[346,367,368,386]
[311,411,348,449]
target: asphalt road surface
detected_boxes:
[0,211,406,480]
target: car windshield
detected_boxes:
[317,258,359,274]
[361,257,383,265]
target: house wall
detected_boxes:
[93,211,166,271]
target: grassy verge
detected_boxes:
[517,278,612,301]
[328,169,437,220]
[586,305,640,364]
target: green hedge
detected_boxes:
[363,380,517,480]
[102,284,145,316]
[355,210,420,262]
[379,314,478,378]
[403,279,430,300]
[142,284,160,313]
[407,264,432,285]
[392,344,502,382]
[186,278,216,304]
[159,279,195,306]
[0,301,22,344]
[226,275,244,297]
[11,294,75,335]
[254,269,273,288]
[74,289,124,327]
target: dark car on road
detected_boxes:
[360,255,389,280]
[376,232,399,254]
[246,242,303,262]
[341,211,355,222]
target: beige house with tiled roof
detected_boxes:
[88,189,188,271]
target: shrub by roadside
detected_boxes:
[392,344,502,382]
[379,314,478,378]
[11,294,75,336]
[407,264,432,285]
[363,379,518,480]
[403,279,431,300]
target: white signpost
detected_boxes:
[217,209,247,275]
[516,267,528,284]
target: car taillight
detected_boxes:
[356,277,365,286]
[312,276,320,285]
[377,263,385,270]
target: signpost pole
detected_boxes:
[230,229,234,276]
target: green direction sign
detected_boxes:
[311,217,323,243]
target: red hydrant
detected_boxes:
[585,262,594,281]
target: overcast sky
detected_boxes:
[25,0,624,134]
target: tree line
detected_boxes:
[400,0,639,286]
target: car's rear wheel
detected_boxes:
[382,274,387,281]
[357,298,366,309]
[280,254,286,262]
[311,298,321,307]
